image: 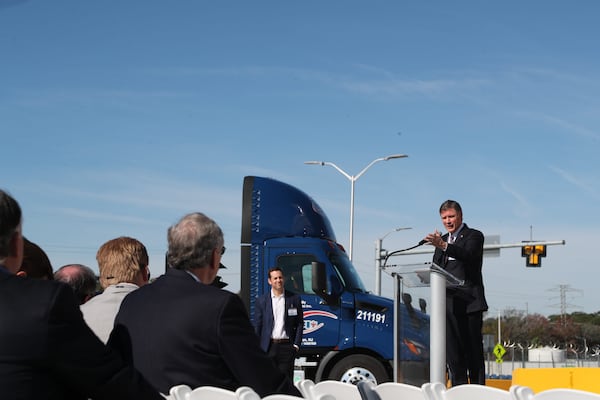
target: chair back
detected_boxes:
[357,381,383,400]
[236,386,261,400]
[374,382,427,400]
[265,395,339,400]
[168,384,192,400]
[510,385,534,400]
[296,379,316,399]
[421,382,446,400]
[311,380,362,400]
[442,384,512,400]
[186,385,239,400]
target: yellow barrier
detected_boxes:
[486,379,511,391]
[512,368,600,394]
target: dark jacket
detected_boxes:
[0,268,161,400]
[432,224,488,313]
[109,267,300,397]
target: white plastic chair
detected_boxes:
[532,388,600,400]
[296,379,316,399]
[236,386,262,400]
[377,382,428,400]
[310,380,362,400]
[441,384,512,400]
[264,395,336,400]
[168,384,192,400]
[373,382,428,400]
[510,385,534,400]
[421,382,446,400]
[185,385,240,400]
[357,381,382,400]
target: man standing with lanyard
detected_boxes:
[424,200,488,386]
[254,267,304,380]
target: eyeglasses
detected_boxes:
[221,246,226,255]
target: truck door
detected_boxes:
[270,252,342,350]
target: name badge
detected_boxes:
[288,308,298,316]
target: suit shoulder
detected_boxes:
[222,289,245,304]
[195,285,244,309]
[0,276,78,316]
[463,225,483,238]
[472,229,484,239]
[2,275,68,299]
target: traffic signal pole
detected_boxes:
[381,239,565,257]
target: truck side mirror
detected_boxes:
[311,261,340,305]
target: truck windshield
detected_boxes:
[328,251,367,293]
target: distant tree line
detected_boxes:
[482,309,600,358]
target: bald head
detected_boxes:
[54,264,98,304]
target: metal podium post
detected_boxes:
[428,262,464,384]
[430,266,446,384]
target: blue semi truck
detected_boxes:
[239,176,430,384]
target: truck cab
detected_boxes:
[240,176,429,384]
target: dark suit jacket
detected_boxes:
[0,267,161,400]
[254,290,303,352]
[432,224,488,313]
[109,267,300,397]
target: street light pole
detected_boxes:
[304,154,408,260]
[375,227,412,295]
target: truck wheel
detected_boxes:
[328,354,389,385]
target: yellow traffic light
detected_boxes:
[521,242,546,267]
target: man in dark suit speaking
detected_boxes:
[0,189,162,400]
[424,200,488,386]
[110,212,300,397]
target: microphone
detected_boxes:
[389,239,428,255]
[383,239,429,267]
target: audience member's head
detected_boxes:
[0,189,24,274]
[17,237,54,279]
[97,236,150,289]
[54,264,98,304]
[166,212,224,284]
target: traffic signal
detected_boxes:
[521,242,546,267]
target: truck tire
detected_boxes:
[327,354,389,385]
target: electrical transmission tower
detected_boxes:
[548,284,583,325]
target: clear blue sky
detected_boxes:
[2,1,599,317]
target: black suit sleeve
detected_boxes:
[48,284,162,400]
[218,294,300,397]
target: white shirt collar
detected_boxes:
[450,223,465,241]
[186,270,201,282]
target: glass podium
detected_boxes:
[391,262,463,385]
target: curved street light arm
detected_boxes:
[304,153,408,261]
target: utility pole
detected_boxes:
[374,227,411,295]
